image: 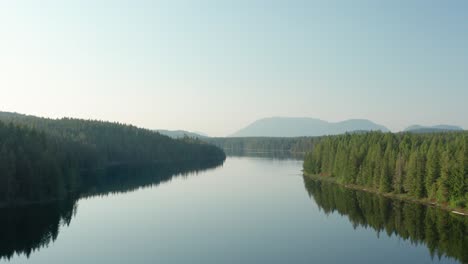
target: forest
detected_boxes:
[0,112,225,205]
[303,132,468,209]
[206,136,320,154]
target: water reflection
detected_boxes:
[0,199,76,260]
[79,159,224,198]
[0,159,224,260]
[303,176,468,264]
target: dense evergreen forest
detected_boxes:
[303,178,467,263]
[303,132,468,209]
[206,137,320,154]
[224,149,305,160]
[0,112,225,205]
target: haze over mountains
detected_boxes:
[404,125,464,133]
[155,130,208,139]
[1,111,464,138]
[229,117,466,137]
[230,117,390,137]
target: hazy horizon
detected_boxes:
[1,111,464,137]
[1,1,467,136]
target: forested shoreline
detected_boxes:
[303,132,467,210]
[206,137,319,153]
[0,112,225,206]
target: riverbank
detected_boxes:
[1,158,226,209]
[303,172,468,216]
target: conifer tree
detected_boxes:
[450,145,465,205]
[426,139,441,199]
[394,153,405,194]
[379,144,393,193]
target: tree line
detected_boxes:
[0,112,225,205]
[303,132,467,208]
[206,136,320,153]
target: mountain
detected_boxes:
[404,125,464,133]
[230,117,389,137]
[155,130,208,139]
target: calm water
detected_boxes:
[1,156,466,264]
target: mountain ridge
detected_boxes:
[230,117,390,137]
[155,129,208,139]
[404,124,464,134]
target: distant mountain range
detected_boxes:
[230,117,390,137]
[1,111,463,138]
[404,125,464,134]
[155,129,208,139]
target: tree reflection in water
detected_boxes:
[0,159,224,260]
[303,176,467,264]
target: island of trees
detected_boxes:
[303,132,467,210]
[0,112,225,206]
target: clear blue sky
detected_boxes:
[1,1,467,136]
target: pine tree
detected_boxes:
[346,146,359,184]
[303,152,315,174]
[425,139,440,199]
[394,153,405,194]
[405,151,418,194]
[379,145,393,193]
[415,149,426,198]
[436,150,450,203]
[450,145,465,206]
[372,144,383,189]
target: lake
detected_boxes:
[1,155,466,264]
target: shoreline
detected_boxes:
[0,157,226,209]
[303,172,468,216]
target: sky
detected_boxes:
[0,1,467,136]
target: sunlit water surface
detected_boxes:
[1,156,465,264]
